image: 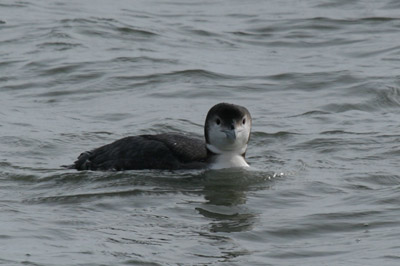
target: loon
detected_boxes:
[71,103,251,171]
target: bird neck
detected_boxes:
[206,144,249,169]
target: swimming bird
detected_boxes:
[71,103,251,171]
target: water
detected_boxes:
[1,0,400,265]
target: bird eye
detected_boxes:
[242,118,246,125]
[215,118,221,125]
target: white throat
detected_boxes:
[207,144,249,170]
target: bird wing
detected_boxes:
[74,134,207,170]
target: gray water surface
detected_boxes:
[1,0,400,265]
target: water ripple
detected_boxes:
[2,0,400,265]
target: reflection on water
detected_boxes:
[197,169,275,233]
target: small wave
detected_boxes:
[266,208,375,240]
[321,86,400,113]
[183,28,220,37]
[60,17,118,25]
[320,130,375,135]
[59,17,158,41]
[26,188,149,204]
[290,110,332,117]
[165,69,238,80]
[0,3,27,8]
[38,63,82,76]
[252,131,298,139]
[112,56,178,64]
[37,42,83,51]
[293,137,352,154]
[346,45,400,59]
[115,26,157,36]
[266,70,360,91]
[113,69,240,83]
[345,172,400,187]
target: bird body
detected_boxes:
[71,103,252,171]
